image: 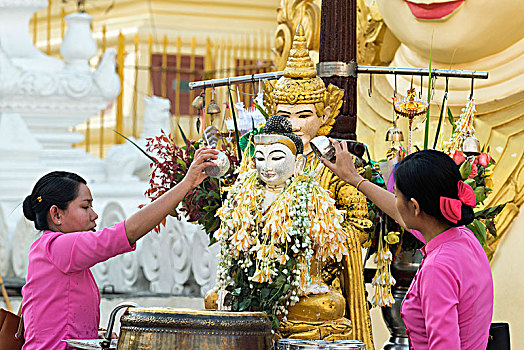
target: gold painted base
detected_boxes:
[280,318,352,341]
[117,308,273,350]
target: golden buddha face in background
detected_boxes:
[276,103,331,155]
[255,143,296,187]
[377,0,524,63]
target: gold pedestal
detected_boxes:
[117,308,273,350]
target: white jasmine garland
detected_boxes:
[213,166,349,327]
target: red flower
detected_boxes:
[477,153,491,167]
[468,163,478,179]
[452,150,466,165]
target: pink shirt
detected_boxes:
[21,221,135,350]
[401,226,493,349]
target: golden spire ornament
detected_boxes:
[394,87,428,153]
[263,25,343,136]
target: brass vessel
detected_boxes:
[117,308,273,350]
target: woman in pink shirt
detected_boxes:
[323,143,493,350]
[21,147,218,350]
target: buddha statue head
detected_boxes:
[254,115,305,187]
[376,0,524,64]
[264,25,344,154]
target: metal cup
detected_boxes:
[310,136,367,166]
[204,150,230,178]
[310,136,336,161]
[277,338,311,350]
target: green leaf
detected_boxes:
[113,130,158,163]
[261,288,271,300]
[424,38,433,150]
[271,316,280,329]
[254,100,270,121]
[176,157,187,169]
[230,287,242,296]
[485,219,497,238]
[474,203,507,219]
[433,91,448,149]
[239,298,251,311]
[447,107,456,133]
[228,88,243,162]
[467,219,487,246]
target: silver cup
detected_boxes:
[310,136,336,161]
[310,136,366,167]
[204,150,230,178]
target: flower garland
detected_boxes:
[214,164,349,329]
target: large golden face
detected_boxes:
[275,103,329,155]
[377,0,524,63]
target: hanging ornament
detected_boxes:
[462,135,481,156]
[394,87,428,154]
[196,112,201,134]
[207,87,221,125]
[443,98,476,154]
[386,97,404,143]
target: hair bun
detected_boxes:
[264,115,293,134]
[22,195,36,222]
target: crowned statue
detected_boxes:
[205,26,374,346]
[263,27,373,346]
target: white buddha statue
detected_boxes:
[207,115,356,340]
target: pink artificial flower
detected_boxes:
[477,153,491,167]
[468,163,478,179]
[452,150,466,165]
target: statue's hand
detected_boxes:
[204,289,219,310]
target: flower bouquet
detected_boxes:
[143,130,239,241]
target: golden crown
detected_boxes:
[263,25,344,136]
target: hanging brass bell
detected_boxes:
[462,135,481,156]
[206,99,221,115]
[192,93,205,110]
[385,126,404,142]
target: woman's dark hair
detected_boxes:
[264,115,304,154]
[394,150,475,227]
[23,171,87,231]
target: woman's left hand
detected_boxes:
[182,147,219,189]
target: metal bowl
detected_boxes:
[310,136,336,161]
[204,150,230,178]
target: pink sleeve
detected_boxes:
[419,264,461,349]
[45,221,136,274]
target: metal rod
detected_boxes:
[358,66,488,79]
[189,66,488,90]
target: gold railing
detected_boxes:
[29,2,274,158]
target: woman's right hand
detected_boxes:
[320,139,363,187]
[181,147,219,189]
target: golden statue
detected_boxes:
[263,25,374,347]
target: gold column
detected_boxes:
[175,36,182,124]
[46,0,52,55]
[99,25,107,158]
[161,35,168,98]
[133,34,139,138]
[115,32,125,144]
[148,34,153,97]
